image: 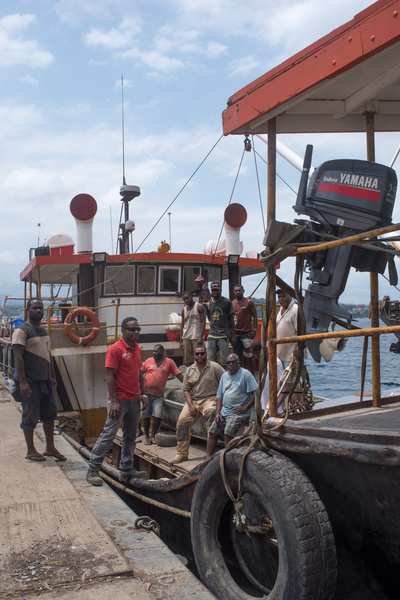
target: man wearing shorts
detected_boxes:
[12,298,66,462]
[179,292,206,366]
[232,283,258,374]
[207,353,257,457]
[141,344,183,444]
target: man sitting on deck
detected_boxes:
[171,344,225,464]
[207,353,258,457]
[141,344,183,445]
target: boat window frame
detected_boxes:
[158,265,181,295]
[136,264,157,296]
[103,264,135,296]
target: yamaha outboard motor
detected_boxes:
[294,145,397,362]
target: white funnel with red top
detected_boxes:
[70,194,97,254]
[224,203,247,256]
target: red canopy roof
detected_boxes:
[223,0,400,135]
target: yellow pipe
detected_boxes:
[293,222,400,255]
[270,324,400,345]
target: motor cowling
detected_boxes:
[294,149,397,362]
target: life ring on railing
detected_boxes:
[191,448,337,600]
[63,308,100,345]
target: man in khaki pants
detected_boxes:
[171,345,225,464]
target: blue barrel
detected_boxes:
[11,318,24,340]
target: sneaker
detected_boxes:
[86,470,103,486]
[119,469,147,483]
[171,455,187,464]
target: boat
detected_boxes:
[2,1,400,599]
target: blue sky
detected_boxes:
[1,0,398,304]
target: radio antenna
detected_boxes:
[121,75,126,185]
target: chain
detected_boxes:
[134,516,161,536]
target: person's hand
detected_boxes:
[20,382,32,398]
[140,395,147,411]
[109,400,122,420]
[51,377,57,391]
[230,334,236,344]
[188,404,198,417]
[197,337,204,345]
[215,413,223,424]
[179,342,184,350]
[251,329,257,339]
[233,405,246,415]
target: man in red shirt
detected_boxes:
[141,344,183,444]
[86,317,147,486]
[232,284,258,375]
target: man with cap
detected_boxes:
[206,281,235,367]
[191,276,211,304]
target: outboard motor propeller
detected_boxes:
[294,146,397,362]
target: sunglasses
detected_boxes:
[226,360,239,365]
[124,326,141,332]
[194,351,206,356]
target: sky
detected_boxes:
[1,0,399,306]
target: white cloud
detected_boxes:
[85,17,141,49]
[18,74,39,86]
[0,13,54,67]
[227,55,261,78]
[120,47,184,74]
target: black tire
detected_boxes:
[154,431,177,447]
[191,447,336,600]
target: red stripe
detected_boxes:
[318,182,380,203]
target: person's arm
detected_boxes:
[13,344,31,397]
[106,367,122,420]
[198,303,206,343]
[179,308,185,348]
[138,371,147,411]
[215,396,223,424]
[233,391,256,414]
[249,300,258,338]
[229,311,236,344]
[176,372,184,383]
[184,390,198,416]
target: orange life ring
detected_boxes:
[63,308,100,345]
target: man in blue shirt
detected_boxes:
[206,353,257,457]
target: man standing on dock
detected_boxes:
[86,317,147,486]
[206,281,236,368]
[232,283,258,375]
[12,298,67,462]
[180,292,206,366]
[171,344,225,464]
[141,344,183,445]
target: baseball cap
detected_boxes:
[210,280,221,290]
[195,276,204,282]
[276,288,284,294]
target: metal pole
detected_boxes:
[168,212,172,252]
[366,112,381,408]
[267,118,278,417]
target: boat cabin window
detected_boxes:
[183,266,201,291]
[137,265,157,295]
[104,265,135,295]
[159,266,180,294]
[204,266,221,284]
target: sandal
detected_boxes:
[43,450,67,461]
[26,452,46,462]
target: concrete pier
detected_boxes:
[0,379,215,600]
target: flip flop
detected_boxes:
[26,453,46,462]
[144,439,152,445]
[43,450,67,461]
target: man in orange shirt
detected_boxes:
[141,344,183,444]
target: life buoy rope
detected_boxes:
[63,308,100,345]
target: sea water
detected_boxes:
[305,318,400,399]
